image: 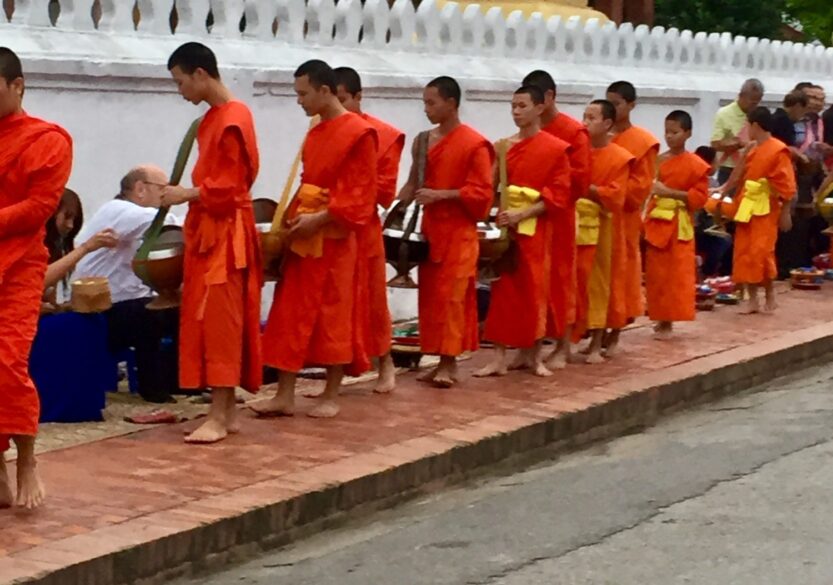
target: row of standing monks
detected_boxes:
[0,42,796,508]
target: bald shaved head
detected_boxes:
[0,46,24,117]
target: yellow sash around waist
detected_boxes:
[734,179,771,223]
[289,183,346,258]
[648,197,694,241]
[576,198,602,246]
[506,185,541,236]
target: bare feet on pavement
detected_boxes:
[15,458,45,509]
[308,400,340,418]
[184,418,228,444]
[0,458,12,509]
[374,355,396,394]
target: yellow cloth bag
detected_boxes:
[506,185,542,236]
[648,197,694,241]
[734,179,771,223]
[576,198,602,245]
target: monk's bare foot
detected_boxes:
[308,400,340,418]
[532,362,553,377]
[432,373,456,388]
[507,351,531,371]
[763,298,777,313]
[545,351,567,371]
[0,458,12,509]
[184,418,228,444]
[301,386,325,398]
[15,458,45,510]
[250,396,295,417]
[474,361,507,377]
[653,322,673,340]
[586,352,604,364]
[374,356,396,394]
[417,367,438,384]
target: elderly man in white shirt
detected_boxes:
[76,165,181,402]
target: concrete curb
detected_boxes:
[10,322,833,585]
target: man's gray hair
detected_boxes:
[117,167,150,199]
[740,78,765,96]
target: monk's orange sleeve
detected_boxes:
[0,132,71,238]
[597,161,629,213]
[377,134,405,209]
[545,148,573,212]
[198,126,249,218]
[569,131,592,202]
[623,146,659,213]
[770,150,798,202]
[686,172,710,212]
[459,144,495,221]
[329,132,378,229]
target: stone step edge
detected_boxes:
[10,321,833,585]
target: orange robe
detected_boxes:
[180,101,263,393]
[572,142,632,341]
[360,113,405,359]
[263,113,377,373]
[482,132,571,348]
[612,126,660,322]
[542,113,591,337]
[0,112,72,451]
[644,152,710,322]
[723,137,797,284]
[419,125,494,356]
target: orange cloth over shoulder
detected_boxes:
[180,101,263,393]
[612,126,660,321]
[483,131,571,348]
[263,112,378,374]
[419,124,494,356]
[644,152,710,322]
[572,142,633,341]
[541,113,591,336]
[360,113,405,359]
[724,137,797,284]
[0,112,72,451]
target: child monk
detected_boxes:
[161,42,263,444]
[398,76,494,388]
[715,107,796,313]
[255,60,377,418]
[474,85,571,377]
[0,47,72,509]
[334,66,405,394]
[644,111,711,339]
[573,100,633,363]
[521,70,591,370]
[605,81,660,355]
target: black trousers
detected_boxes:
[106,298,179,403]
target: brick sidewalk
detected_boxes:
[3,286,833,585]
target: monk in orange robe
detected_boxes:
[0,48,72,509]
[334,66,405,394]
[522,70,591,370]
[255,60,377,418]
[475,85,571,377]
[713,107,796,313]
[398,76,494,388]
[161,42,262,444]
[573,100,633,363]
[606,81,660,355]
[644,111,710,338]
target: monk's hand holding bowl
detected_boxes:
[415,188,448,205]
[778,205,793,233]
[288,211,328,239]
[496,210,521,229]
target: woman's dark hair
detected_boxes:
[45,188,83,263]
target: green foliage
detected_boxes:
[786,0,833,45]
[654,0,788,40]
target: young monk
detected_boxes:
[521,70,591,370]
[161,42,263,444]
[605,81,660,355]
[255,60,377,418]
[573,100,633,363]
[475,85,571,377]
[644,111,711,338]
[0,47,72,509]
[334,66,405,394]
[714,107,796,313]
[398,76,494,388]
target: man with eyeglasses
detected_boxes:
[75,165,181,403]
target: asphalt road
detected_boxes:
[176,363,833,585]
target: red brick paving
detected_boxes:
[3,286,833,584]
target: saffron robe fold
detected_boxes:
[482,132,571,348]
[644,152,710,322]
[180,101,263,393]
[572,142,633,341]
[419,124,494,356]
[263,113,378,373]
[0,112,72,451]
[723,137,797,284]
[360,113,405,359]
[612,126,660,321]
[542,113,592,336]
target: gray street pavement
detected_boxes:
[176,363,833,585]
